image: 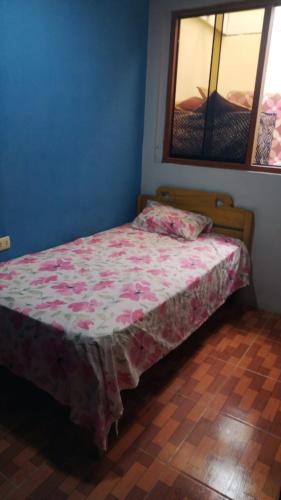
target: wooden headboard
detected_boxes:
[138,186,254,250]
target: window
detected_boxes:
[164,2,281,172]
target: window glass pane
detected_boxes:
[170,9,265,164]
[172,16,214,158]
[175,17,214,106]
[254,6,281,167]
[218,9,264,103]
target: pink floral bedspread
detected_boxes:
[0,225,250,450]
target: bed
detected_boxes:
[0,186,253,451]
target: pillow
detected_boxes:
[197,91,249,115]
[132,204,213,240]
[227,91,253,109]
[145,200,212,233]
[146,199,160,208]
[177,96,205,111]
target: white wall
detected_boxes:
[176,17,261,103]
[218,33,260,96]
[175,18,213,103]
[264,7,281,94]
[142,0,281,313]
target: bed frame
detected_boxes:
[138,186,254,250]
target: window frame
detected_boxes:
[163,0,281,173]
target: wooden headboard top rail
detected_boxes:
[137,186,254,250]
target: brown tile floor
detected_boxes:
[0,303,281,499]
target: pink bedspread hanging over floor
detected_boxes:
[0,224,250,450]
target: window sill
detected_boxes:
[162,155,281,174]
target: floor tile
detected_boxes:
[107,423,144,463]
[211,367,281,438]
[177,354,234,405]
[134,394,206,462]
[145,466,227,499]
[224,306,272,334]
[263,313,281,343]
[28,469,66,500]
[67,490,86,500]
[199,324,257,365]
[74,457,114,496]
[59,475,80,495]
[86,470,121,500]
[111,461,147,500]
[240,336,281,380]
[171,410,281,500]
[6,463,54,500]
[0,473,16,499]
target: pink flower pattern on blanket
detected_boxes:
[0,271,17,281]
[52,281,87,295]
[0,224,250,451]
[31,275,58,286]
[120,282,158,302]
[76,320,94,330]
[36,300,66,310]
[116,309,144,326]
[68,299,100,312]
[180,256,208,271]
[92,281,114,291]
[39,259,75,272]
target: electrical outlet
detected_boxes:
[0,236,11,252]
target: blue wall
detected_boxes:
[0,0,148,260]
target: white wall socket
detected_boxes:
[0,236,11,252]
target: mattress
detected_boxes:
[0,224,250,450]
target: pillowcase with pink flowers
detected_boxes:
[132,203,213,241]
